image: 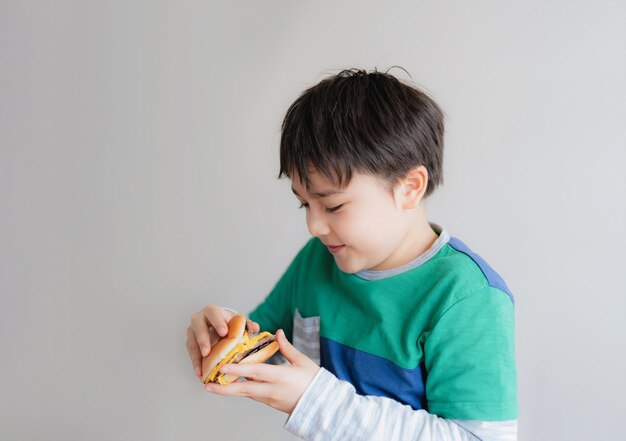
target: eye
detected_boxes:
[297,203,343,213]
[326,204,343,213]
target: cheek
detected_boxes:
[346,207,402,248]
[339,209,384,244]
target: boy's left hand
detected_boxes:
[204,328,321,415]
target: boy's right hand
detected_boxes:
[186,304,261,380]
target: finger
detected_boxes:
[205,379,274,399]
[186,327,203,377]
[190,313,214,357]
[208,326,220,347]
[219,362,283,383]
[275,329,307,366]
[204,306,232,338]
[246,319,260,334]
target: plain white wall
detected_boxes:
[1,1,624,440]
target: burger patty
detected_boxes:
[231,335,275,364]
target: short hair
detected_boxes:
[278,67,445,199]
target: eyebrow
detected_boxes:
[291,187,344,199]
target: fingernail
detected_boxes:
[219,327,227,335]
[202,346,208,356]
[195,367,201,376]
[205,384,214,392]
[220,365,231,373]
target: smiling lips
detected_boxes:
[327,244,345,254]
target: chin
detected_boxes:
[334,257,364,274]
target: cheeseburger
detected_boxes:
[202,314,279,385]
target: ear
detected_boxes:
[394,165,429,209]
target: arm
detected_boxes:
[285,368,517,441]
[206,292,517,441]
[247,242,312,340]
[286,286,518,441]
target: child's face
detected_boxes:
[291,168,419,273]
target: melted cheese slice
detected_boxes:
[207,331,274,383]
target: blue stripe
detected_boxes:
[447,237,515,304]
[320,336,428,411]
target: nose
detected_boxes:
[306,208,331,238]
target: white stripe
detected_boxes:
[293,334,320,348]
[332,385,360,439]
[293,340,320,353]
[319,379,350,433]
[298,370,334,437]
[294,322,320,330]
[286,368,514,441]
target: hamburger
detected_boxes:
[201,314,279,385]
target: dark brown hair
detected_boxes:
[278,67,445,199]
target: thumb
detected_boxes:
[275,329,306,366]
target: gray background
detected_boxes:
[1,1,624,440]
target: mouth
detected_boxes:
[327,244,345,254]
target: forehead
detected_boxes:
[290,169,342,198]
[291,169,388,198]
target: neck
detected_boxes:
[370,204,439,271]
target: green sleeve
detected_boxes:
[248,242,312,341]
[424,286,518,420]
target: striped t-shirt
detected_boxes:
[248,222,518,440]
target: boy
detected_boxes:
[186,68,518,440]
